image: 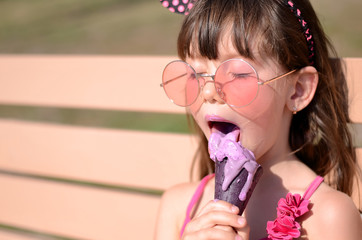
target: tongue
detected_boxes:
[209,122,240,161]
[211,122,240,142]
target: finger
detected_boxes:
[195,199,239,218]
[188,210,246,232]
[214,224,236,233]
[234,216,250,240]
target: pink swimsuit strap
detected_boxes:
[302,176,324,200]
[180,173,215,237]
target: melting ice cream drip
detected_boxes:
[209,130,259,201]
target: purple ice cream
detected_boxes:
[209,123,263,215]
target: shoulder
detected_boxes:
[303,183,362,239]
[160,181,200,214]
[154,181,200,240]
[159,175,215,217]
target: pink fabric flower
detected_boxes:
[266,215,301,239]
[266,193,310,240]
[277,193,309,218]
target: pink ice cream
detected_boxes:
[209,122,262,214]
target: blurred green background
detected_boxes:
[0,0,361,56]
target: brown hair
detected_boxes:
[178,0,359,197]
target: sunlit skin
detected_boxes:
[155,29,362,240]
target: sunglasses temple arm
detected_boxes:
[160,73,188,87]
[260,69,297,85]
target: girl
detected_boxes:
[155,0,362,239]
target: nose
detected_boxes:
[201,77,225,104]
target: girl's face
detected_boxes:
[186,35,294,163]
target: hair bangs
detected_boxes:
[177,0,277,63]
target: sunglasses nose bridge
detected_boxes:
[198,73,215,90]
[197,74,226,102]
[198,73,215,80]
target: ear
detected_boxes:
[287,66,318,113]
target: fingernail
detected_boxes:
[237,217,245,225]
[231,205,239,213]
[235,235,242,240]
[213,198,219,202]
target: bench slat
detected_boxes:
[0,174,160,240]
[345,58,362,122]
[0,119,195,190]
[0,55,181,113]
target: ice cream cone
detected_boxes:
[214,158,263,215]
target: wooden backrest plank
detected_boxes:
[0,55,181,113]
[0,174,160,240]
[345,58,362,122]
[0,119,195,190]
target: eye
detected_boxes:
[231,72,252,79]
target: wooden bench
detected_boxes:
[0,56,360,240]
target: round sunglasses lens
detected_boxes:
[215,60,258,107]
[162,61,199,106]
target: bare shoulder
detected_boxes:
[303,183,362,239]
[159,181,200,220]
[154,181,199,240]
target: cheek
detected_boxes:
[233,85,276,118]
[188,95,203,115]
[235,85,286,155]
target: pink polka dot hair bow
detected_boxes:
[160,0,195,15]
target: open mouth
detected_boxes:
[208,121,240,142]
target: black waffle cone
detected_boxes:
[214,158,263,215]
